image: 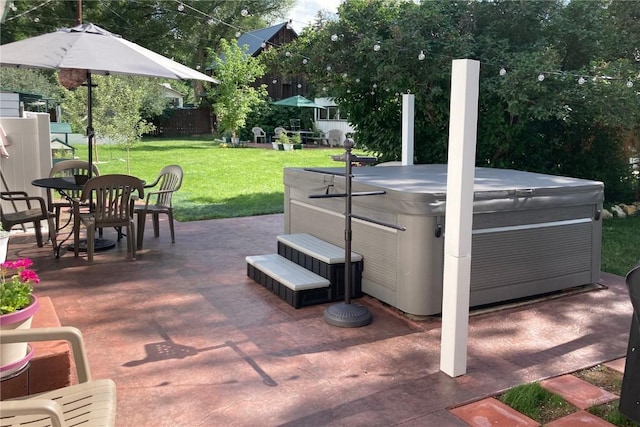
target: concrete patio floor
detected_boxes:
[5,213,633,426]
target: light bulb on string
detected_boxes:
[326,65,332,71]
[207,18,216,25]
[286,19,292,30]
[578,77,586,85]
[297,83,302,89]
[302,58,308,65]
[499,67,507,76]
[261,41,266,48]
[322,87,328,92]
[355,78,360,83]
[33,17,39,22]
[342,73,348,79]
[538,74,545,82]
[627,80,634,88]
[418,50,425,61]
[373,42,381,52]
[285,51,291,57]
[9,2,16,11]
[331,34,338,42]
[272,79,277,84]
[177,2,184,11]
[372,83,377,89]
[241,9,248,16]
[235,31,241,38]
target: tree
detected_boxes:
[208,38,267,140]
[61,75,163,173]
[268,0,640,202]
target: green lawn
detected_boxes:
[71,137,639,276]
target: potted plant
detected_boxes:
[290,133,303,150]
[278,132,291,151]
[0,258,40,379]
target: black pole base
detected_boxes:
[323,302,372,328]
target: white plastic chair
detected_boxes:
[251,127,266,143]
[0,326,117,427]
[327,129,345,147]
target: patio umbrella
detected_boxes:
[0,23,217,177]
[272,95,325,109]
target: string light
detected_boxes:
[538,74,545,81]
[235,31,241,38]
[418,50,425,61]
[373,42,381,51]
[207,18,216,25]
[177,2,184,11]
[499,67,507,76]
[627,80,634,88]
[331,34,338,42]
[272,79,277,84]
[285,51,291,57]
[286,19,293,30]
[302,58,308,64]
[578,76,586,85]
[261,41,266,48]
[240,9,248,17]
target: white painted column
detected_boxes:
[401,94,414,165]
[439,59,480,377]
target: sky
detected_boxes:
[287,0,343,33]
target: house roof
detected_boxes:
[236,22,294,57]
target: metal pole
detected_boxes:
[323,138,372,328]
[86,72,94,178]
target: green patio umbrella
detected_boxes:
[272,95,326,109]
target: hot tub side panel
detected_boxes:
[468,203,602,307]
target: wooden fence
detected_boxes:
[149,108,213,136]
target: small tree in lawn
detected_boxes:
[209,38,266,141]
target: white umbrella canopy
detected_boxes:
[0,23,216,82]
[0,23,217,176]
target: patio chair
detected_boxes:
[134,165,183,250]
[620,263,640,423]
[47,160,100,230]
[290,119,301,132]
[274,127,286,138]
[327,129,345,147]
[73,174,144,263]
[0,326,117,427]
[251,127,266,144]
[0,191,57,253]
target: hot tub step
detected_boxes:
[245,254,331,308]
[276,233,363,300]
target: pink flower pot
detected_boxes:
[0,294,39,379]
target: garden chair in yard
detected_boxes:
[47,159,100,230]
[620,263,640,423]
[327,129,345,147]
[0,191,57,253]
[73,174,144,263]
[252,127,266,143]
[0,326,117,427]
[134,165,183,250]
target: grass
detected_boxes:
[601,216,640,276]
[499,383,576,424]
[71,136,640,275]
[498,365,638,427]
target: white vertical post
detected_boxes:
[401,94,414,165]
[439,59,480,377]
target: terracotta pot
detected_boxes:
[0,294,39,379]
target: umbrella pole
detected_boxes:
[86,72,94,178]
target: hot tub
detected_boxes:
[283,164,604,316]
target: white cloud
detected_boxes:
[287,0,343,33]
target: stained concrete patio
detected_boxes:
[5,213,633,426]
